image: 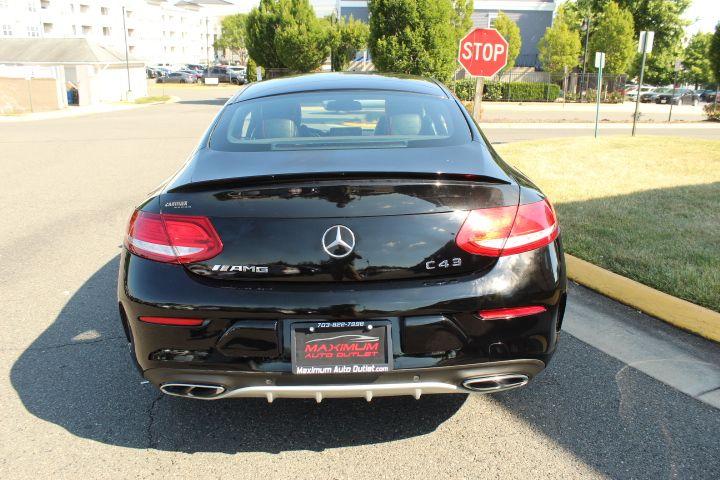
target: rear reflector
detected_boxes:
[125,211,223,264]
[139,316,205,326]
[455,199,558,256]
[478,306,547,320]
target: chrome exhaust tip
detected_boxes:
[462,374,529,393]
[160,383,226,399]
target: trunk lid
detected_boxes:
[161,178,518,282]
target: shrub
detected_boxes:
[705,103,720,121]
[368,0,457,82]
[450,79,561,102]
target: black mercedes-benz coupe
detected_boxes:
[118,73,566,402]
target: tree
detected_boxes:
[494,12,521,71]
[368,0,457,82]
[538,20,582,74]
[327,15,369,72]
[245,0,285,68]
[246,57,264,82]
[564,0,691,84]
[587,1,635,74]
[245,0,330,72]
[711,23,720,85]
[451,0,473,43]
[215,14,247,62]
[683,33,713,88]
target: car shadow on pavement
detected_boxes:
[491,332,720,478]
[10,257,466,453]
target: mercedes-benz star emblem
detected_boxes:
[322,225,356,258]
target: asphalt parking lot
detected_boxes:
[2,87,720,479]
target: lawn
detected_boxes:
[494,136,720,312]
[133,95,172,104]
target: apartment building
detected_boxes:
[340,0,557,68]
[0,0,236,65]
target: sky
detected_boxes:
[682,0,719,35]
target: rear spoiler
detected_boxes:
[167,171,510,193]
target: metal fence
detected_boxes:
[452,70,629,103]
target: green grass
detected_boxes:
[134,95,171,104]
[495,136,720,312]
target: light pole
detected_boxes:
[580,17,591,102]
[205,17,210,68]
[122,6,132,99]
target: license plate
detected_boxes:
[661,99,667,103]
[291,321,392,375]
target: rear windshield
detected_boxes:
[210,90,471,152]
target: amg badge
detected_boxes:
[212,265,269,273]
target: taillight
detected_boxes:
[125,210,223,264]
[455,199,558,256]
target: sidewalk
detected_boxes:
[0,97,177,123]
[480,100,709,123]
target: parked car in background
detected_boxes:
[146,67,158,79]
[156,71,195,84]
[227,66,247,82]
[654,88,700,106]
[640,87,671,103]
[185,64,204,72]
[154,67,172,78]
[178,69,202,82]
[700,89,718,102]
[626,85,655,102]
[205,66,245,85]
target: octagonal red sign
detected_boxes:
[458,28,509,78]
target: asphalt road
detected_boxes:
[2,88,720,479]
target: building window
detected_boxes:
[27,25,40,37]
[0,0,9,8]
[101,6,108,15]
[170,46,175,53]
[79,4,88,13]
[127,28,134,37]
[2,24,12,36]
[27,1,37,12]
[102,26,110,36]
[128,45,135,54]
[41,0,49,9]
[43,22,52,33]
[82,25,91,34]
[125,10,132,18]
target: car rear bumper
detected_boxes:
[148,359,544,401]
[118,240,566,397]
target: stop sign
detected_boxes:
[458,28,509,77]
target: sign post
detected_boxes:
[457,28,509,123]
[594,52,605,138]
[668,59,682,123]
[632,30,654,137]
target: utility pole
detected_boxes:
[632,31,653,137]
[668,59,682,123]
[205,17,210,68]
[122,6,131,99]
[580,17,591,102]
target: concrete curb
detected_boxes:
[566,254,720,343]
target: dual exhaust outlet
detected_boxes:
[159,373,529,401]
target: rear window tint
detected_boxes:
[210,90,471,152]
